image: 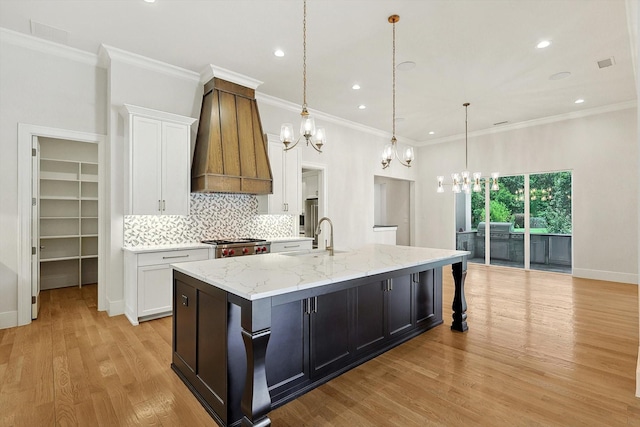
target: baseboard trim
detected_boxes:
[0,311,19,330]
[107,298,124,317]
[572,268,638,285]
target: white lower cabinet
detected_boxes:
[124,247,211,325]
[270,239,313,253]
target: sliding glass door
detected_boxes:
[455,171,572,273]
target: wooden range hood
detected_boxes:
[191,77,273,194]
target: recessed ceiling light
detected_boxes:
[358,104,366,110]
[549,71,571,80]
[352,84,361,90]
[428,131,435,135]
[574,98,585,104]
[537,40,551,49]
[396,61,416,71]
[274,49,285,57]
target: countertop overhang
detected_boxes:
[172,244,469,301]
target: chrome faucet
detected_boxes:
[315,217,334,256]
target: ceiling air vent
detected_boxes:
[597,57,615,69]
[30,20,69,45]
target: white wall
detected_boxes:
[0,30,106,327]
[417,106,638,284]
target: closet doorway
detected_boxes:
[37,137,99,295]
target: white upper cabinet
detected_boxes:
[122,105,196,216]
[258,135,301,215]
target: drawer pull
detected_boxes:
[162,254,190,260]
[181,294,188,306]
[284,245,300,248]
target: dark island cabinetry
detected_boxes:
[172,259,461,427]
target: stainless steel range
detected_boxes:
[202,238,270,258]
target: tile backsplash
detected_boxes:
[124,193,295,246]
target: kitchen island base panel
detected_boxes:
[451,261,469,332]
[172,260,464,427]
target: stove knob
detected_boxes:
[255,247,262,253]
[242,248,249,254]
[229,249,235,256]
[222,249,228,256]
[261,246,267,253]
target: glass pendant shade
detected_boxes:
[300,114,316,138]
[473,172,482,192]
[404,147,414,164]
[280,123,295,147]
[451,173,461,193]
[491,172,500,191]
[383,144,393,162]
[461,171,470,193]
[314,127,326,148]
[437,176,445,193]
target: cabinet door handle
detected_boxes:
[162,254,190,260]
[303,298,310,315]
[158,200,162,211]
[389,280,393,291]
[162,200,166,211]
[312,296,318,313]
[181,294,188,306]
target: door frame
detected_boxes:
[17,123,106,326]
[301,162,328,249]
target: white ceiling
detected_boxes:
[0,0,636,145]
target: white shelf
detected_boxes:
[41,256,79,262]
[39,139,99,289]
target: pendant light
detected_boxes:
[381,14,414,169]
[436,103,499,193]
[280,0,326,153]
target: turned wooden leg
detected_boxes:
[451,261,468,332]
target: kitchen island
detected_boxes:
[171,244,469,427]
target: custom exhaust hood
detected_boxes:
[191,68,273,194]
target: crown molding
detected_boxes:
[200,64,263,89]
[100,44,200,82]
[419,100,637,147]
[120,104,197,126]
[255,92,417,146]
[0,27,100,67]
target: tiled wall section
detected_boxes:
[124,193,295,246]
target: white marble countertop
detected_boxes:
[122,243,212,253]
[172,244,469,301]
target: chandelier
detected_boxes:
[381,14,414,169]
[437,103,499,193]
[280,0,326,153]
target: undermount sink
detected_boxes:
[281,249,348,257]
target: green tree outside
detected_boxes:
[469,171,571,234]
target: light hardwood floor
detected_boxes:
[1,265,638,426]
